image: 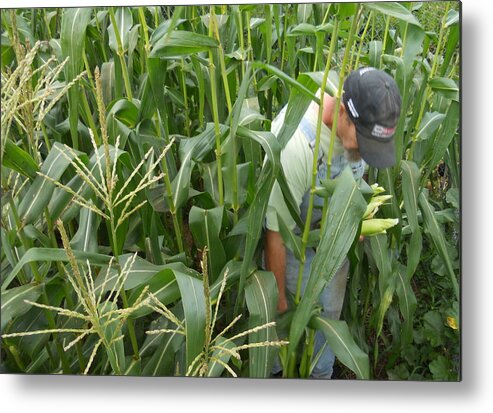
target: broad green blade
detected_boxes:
[2,140,38,180]
[151,30,218,58]
[245,271,279,378]
[440,23,459,77]
[364,2,422,28]
[141,317,184,376]
[419,191,459,301]
[47,145,128,222]
[18,142,87,225]
[288,168,366,358]
[415,112,446,141]
[309,315,369,379]
[370,234,395,338]
[368,40,382,68]
[99,301,126,375]
[207,336,235,377]
[107,7,133,52]
[234,127,281,310]
[174,271,206,372]
[429,77,459,102]
[400,160,421,232]
[401,22,425,75]
[395,264,417,345]
[2,248,112,291]
[189,206,226,282]
[1,283,43,331]
[426,100,460,172]
[400,160,423,280]
[70,205,100,253]
[61,8,92,149]
[277,212,302,260]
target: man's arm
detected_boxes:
[264,229,288,313]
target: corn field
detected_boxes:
[0,2,460,380]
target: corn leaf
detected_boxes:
[61,8,92,149]
[395,264,417,345]
[151,30,218,58]
[18,142,87,224]
[70,206,100,253]
[2,248,112,291]
[2,140,38,180]
[107,7,133,52]
[364,2,422,28]
[419,191,459,301]
[189,206,226,282]
[370,234,396,338]
[288,167,366,358]
[245,270,278,378]
[1,283,43,331]
[174,271,206,372]
[309,315,369,379]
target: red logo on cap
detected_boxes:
[371,124,395,139]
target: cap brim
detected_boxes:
[355,126,396,168]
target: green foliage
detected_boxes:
[1,3,459,380]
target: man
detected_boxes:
[264,67,402,378]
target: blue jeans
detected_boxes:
[273,249,349,378]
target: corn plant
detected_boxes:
[1,2,460,380]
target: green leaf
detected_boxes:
[2,140,38,180]
[309,316,369,379]
[395,265,417,345]
[428,77,459,102]
[108,99,139,128]
[364,2,422,28]
[61,8,92,149]
[415,112,446,141]
[18,142,86,225]
[289,23,316,36]
[297,3,312,22]
[406,230,423,280]
[189,206,226,282]
[48,145,127,222]
[174,271,206,372]
[151,31,219,58]
[141,317,184,376]
[1,284,43,331]
[445,9,459,27]
[429,355,452,380]
[335,3,358,18]
[245,271,279,378]
[440,23,459,77]
[370,234,396,338]
[422,310,444,347]
[368,40,382,69]
[288,168,366,359]
[235,127,281,310]
[276,212,302,260]
[70,204,100,253]
[400,161,421,231]
[2,248,112,292]
[99,301,126,374]
[401,161,422,280]
[107,7,133,52]
[207,336,235,377]
[419,191,459,301]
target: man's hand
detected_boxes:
[277,293,288,314]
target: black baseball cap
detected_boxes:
[342,67,401,168]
